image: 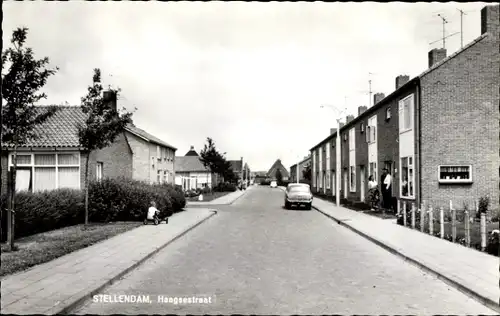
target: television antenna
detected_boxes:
[457,8,468,48]
[429,14,459,49]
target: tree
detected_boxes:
[1,27,59,251]
[78,68,134,225]
[303,164,312,182]
[275,168,283,185]
[199,137,236,184]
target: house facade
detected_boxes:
[1,91,177,193]
[174,146,215,190]
[310,5,499,211]
[267,159,290,181]
[290,155,311,183]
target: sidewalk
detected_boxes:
[311,197,499,312]
[0,208,217,315]
[187,186,253,206]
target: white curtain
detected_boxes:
[15,169,31,192]
[58,153,79,165]
[15,155,32,165]
[34,154,56,165]
[34,167,56,192]
[58,167,80,189]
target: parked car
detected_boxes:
[270,180,277,188]
[284,183,313,210]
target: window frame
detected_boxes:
[96,161,103,181]
[400,155,415,199]
[438,165,473,184]
[399,94,414,133]
[8,152,81,192]
[349,165,356,192]
[360,122,364,133]
[386,107,391,120]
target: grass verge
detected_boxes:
[0,221,142,277]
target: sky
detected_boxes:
[3,1,489,172]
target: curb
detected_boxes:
[312,205,500,313]
[58,210,218,315]
[228,189,251,205]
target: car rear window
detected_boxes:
[289,186,310,193]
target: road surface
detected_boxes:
[74,186,495,314]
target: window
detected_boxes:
[344,133,347,141]
[439,165,472,183]
[326,142,330,161]
[386,107,391,120]
[157,146,161,161]
[366,125,376,143]
[96,162,103,181]
[399,95,413,132]
[361,122,365,133]
[350,166,356,192]
[326,170,330,189]
[9,153,80,192]
[164,170,168,183]
[157,170,162,183]
[369,162,377,180]
[400,156,414,198]
[349,128,355,149]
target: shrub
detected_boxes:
[1,189,85,241]
[0,178,186,241]
[214,182,237,192]
[487,230,499,256]
[476,196,490,220]
[88,177,174,222]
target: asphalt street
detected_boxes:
[74,186,495,315]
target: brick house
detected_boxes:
[290,155,311,183]
[310,4,499,211]
[1,91,177,192]
[174,146,215,190]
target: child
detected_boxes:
[147,201,160,221]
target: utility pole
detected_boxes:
[457,9,467,48]
[438,14,448,49]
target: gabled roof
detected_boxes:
[309,33,490,152]
[2,105,177,151]
[125,124,176,150]
[174,156,210,173]
[3,106,86,148]
[185,146,199,156]
[267,159,290,178]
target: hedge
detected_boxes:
[213,182,237,192]
[0,177,186,241]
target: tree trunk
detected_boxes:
[9,146,18,251]
[84,151,91,225]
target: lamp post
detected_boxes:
[320,104,348,208]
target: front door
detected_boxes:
[360,166,365,202]
[384,161,393,195]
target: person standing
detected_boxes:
[382,168,393,211]
[367,175,380,211]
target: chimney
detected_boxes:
[330,128,337,135]
[358,106,368,116]
[339,122,345,129]
[190,146,194,150]
[103,90,117,112]
[428,48,447,68]
[395,75,410,90]
[481,5,500,36]
[373,93,385,105]
[346,115,355,124]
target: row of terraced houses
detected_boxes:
[0,91,249,193]
[307,5,499,211]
